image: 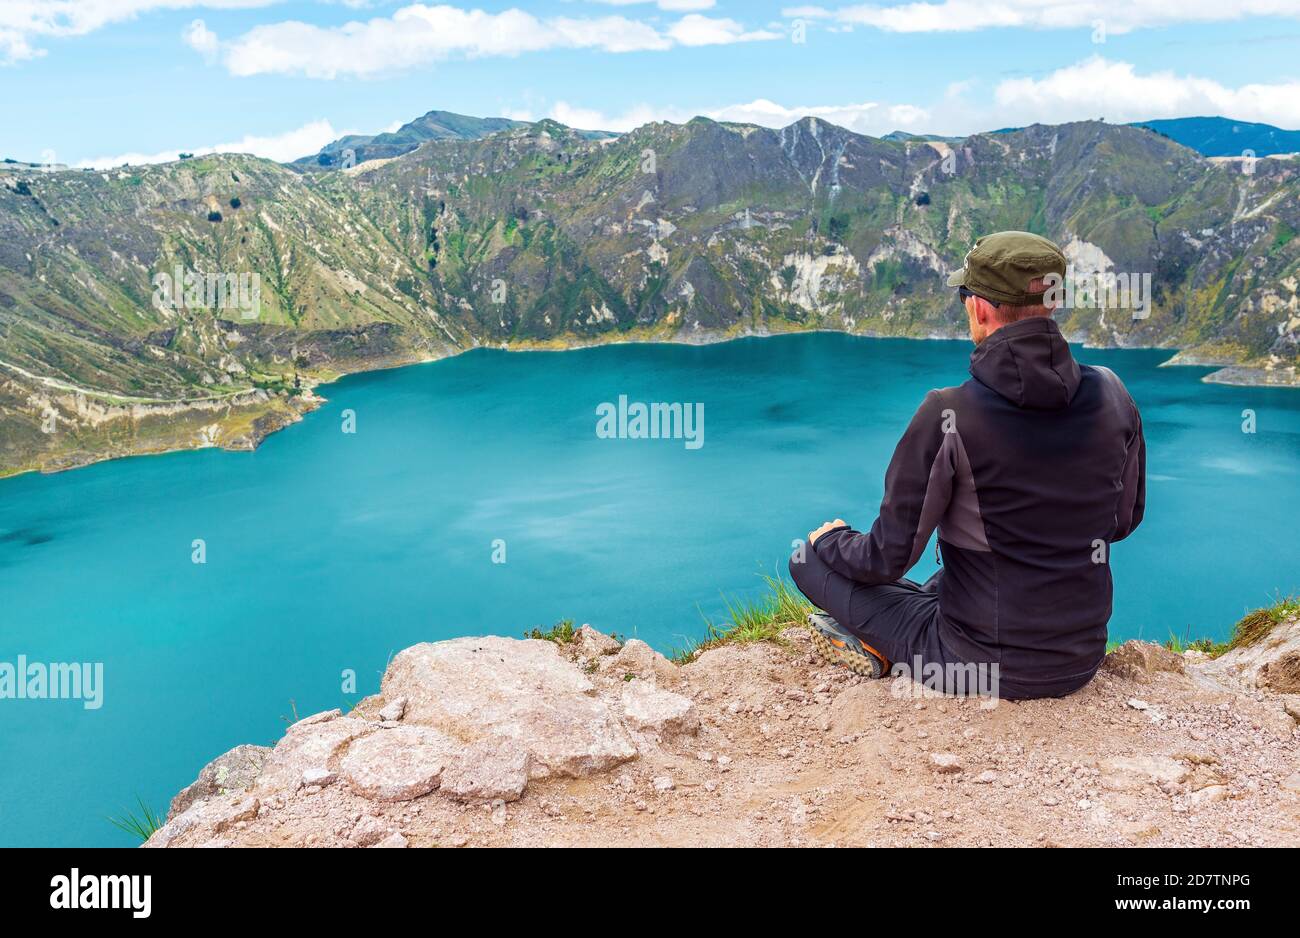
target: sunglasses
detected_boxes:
[958,285,1000,308]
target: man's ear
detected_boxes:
[974,298,994,325]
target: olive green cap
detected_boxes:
[945,231,1067,305]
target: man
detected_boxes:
[789,231,1145,699]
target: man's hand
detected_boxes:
[808,519,848,546]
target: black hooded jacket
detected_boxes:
[812,317,1146,692]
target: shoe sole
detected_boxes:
[808,626,887,679]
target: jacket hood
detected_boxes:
[969,317,1081,410]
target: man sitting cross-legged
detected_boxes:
[789,231,1145,700]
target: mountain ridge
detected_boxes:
[290,111,1300,173]
[1132,116,1300,158]
[292,108,616,171]
[1,115,1298,477]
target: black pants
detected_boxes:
[788,547,961,682]
[788,548,1092,699]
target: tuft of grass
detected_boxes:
[525,618,577,645]
[108,796,164,842]
[525,620,626,647]
[671,574,813,664]
[1162,631,1201,655]
[1158,593,1298,659]
[1163,631,1224,655]
[1225,593,1299,651]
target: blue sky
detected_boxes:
[4,1,1300,167]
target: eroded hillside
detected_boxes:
[2,118,1298,475]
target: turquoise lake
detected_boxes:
[1,332,1298,846]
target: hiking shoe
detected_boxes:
[807,614,890,678]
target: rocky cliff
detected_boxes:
[4,116,1300,476]
[146,616,1300,848]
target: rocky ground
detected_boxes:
[146,619,1300,848]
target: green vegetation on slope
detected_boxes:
[3,118,1299,476]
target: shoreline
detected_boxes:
[2,326,1292,483]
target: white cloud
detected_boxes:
[994,56,1300,127]
[534,56,1300,140]
[549,100,670,131]
[202,4,779,77]
[786,0,1300,34]
[586,0,717,9]
[709,98,929,133]
[219,6,669,77]
[665,14,781,45]
[539,97,930,135]
[0,0,278,64]
[75,118,343,168]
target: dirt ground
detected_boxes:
[156,626,1300,848]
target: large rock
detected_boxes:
[573,624,621,658]
[167,744,271,821]
[339,726,459,801]
[440,738,532,802]
[600,638,681,686]
[1205,616,1300,694]
[254,712,377,792]
[381,636,636,778]
[146,794,260,848]
[1101,641,1185,684]
[621,681,699,737]
[487,693,638,777]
